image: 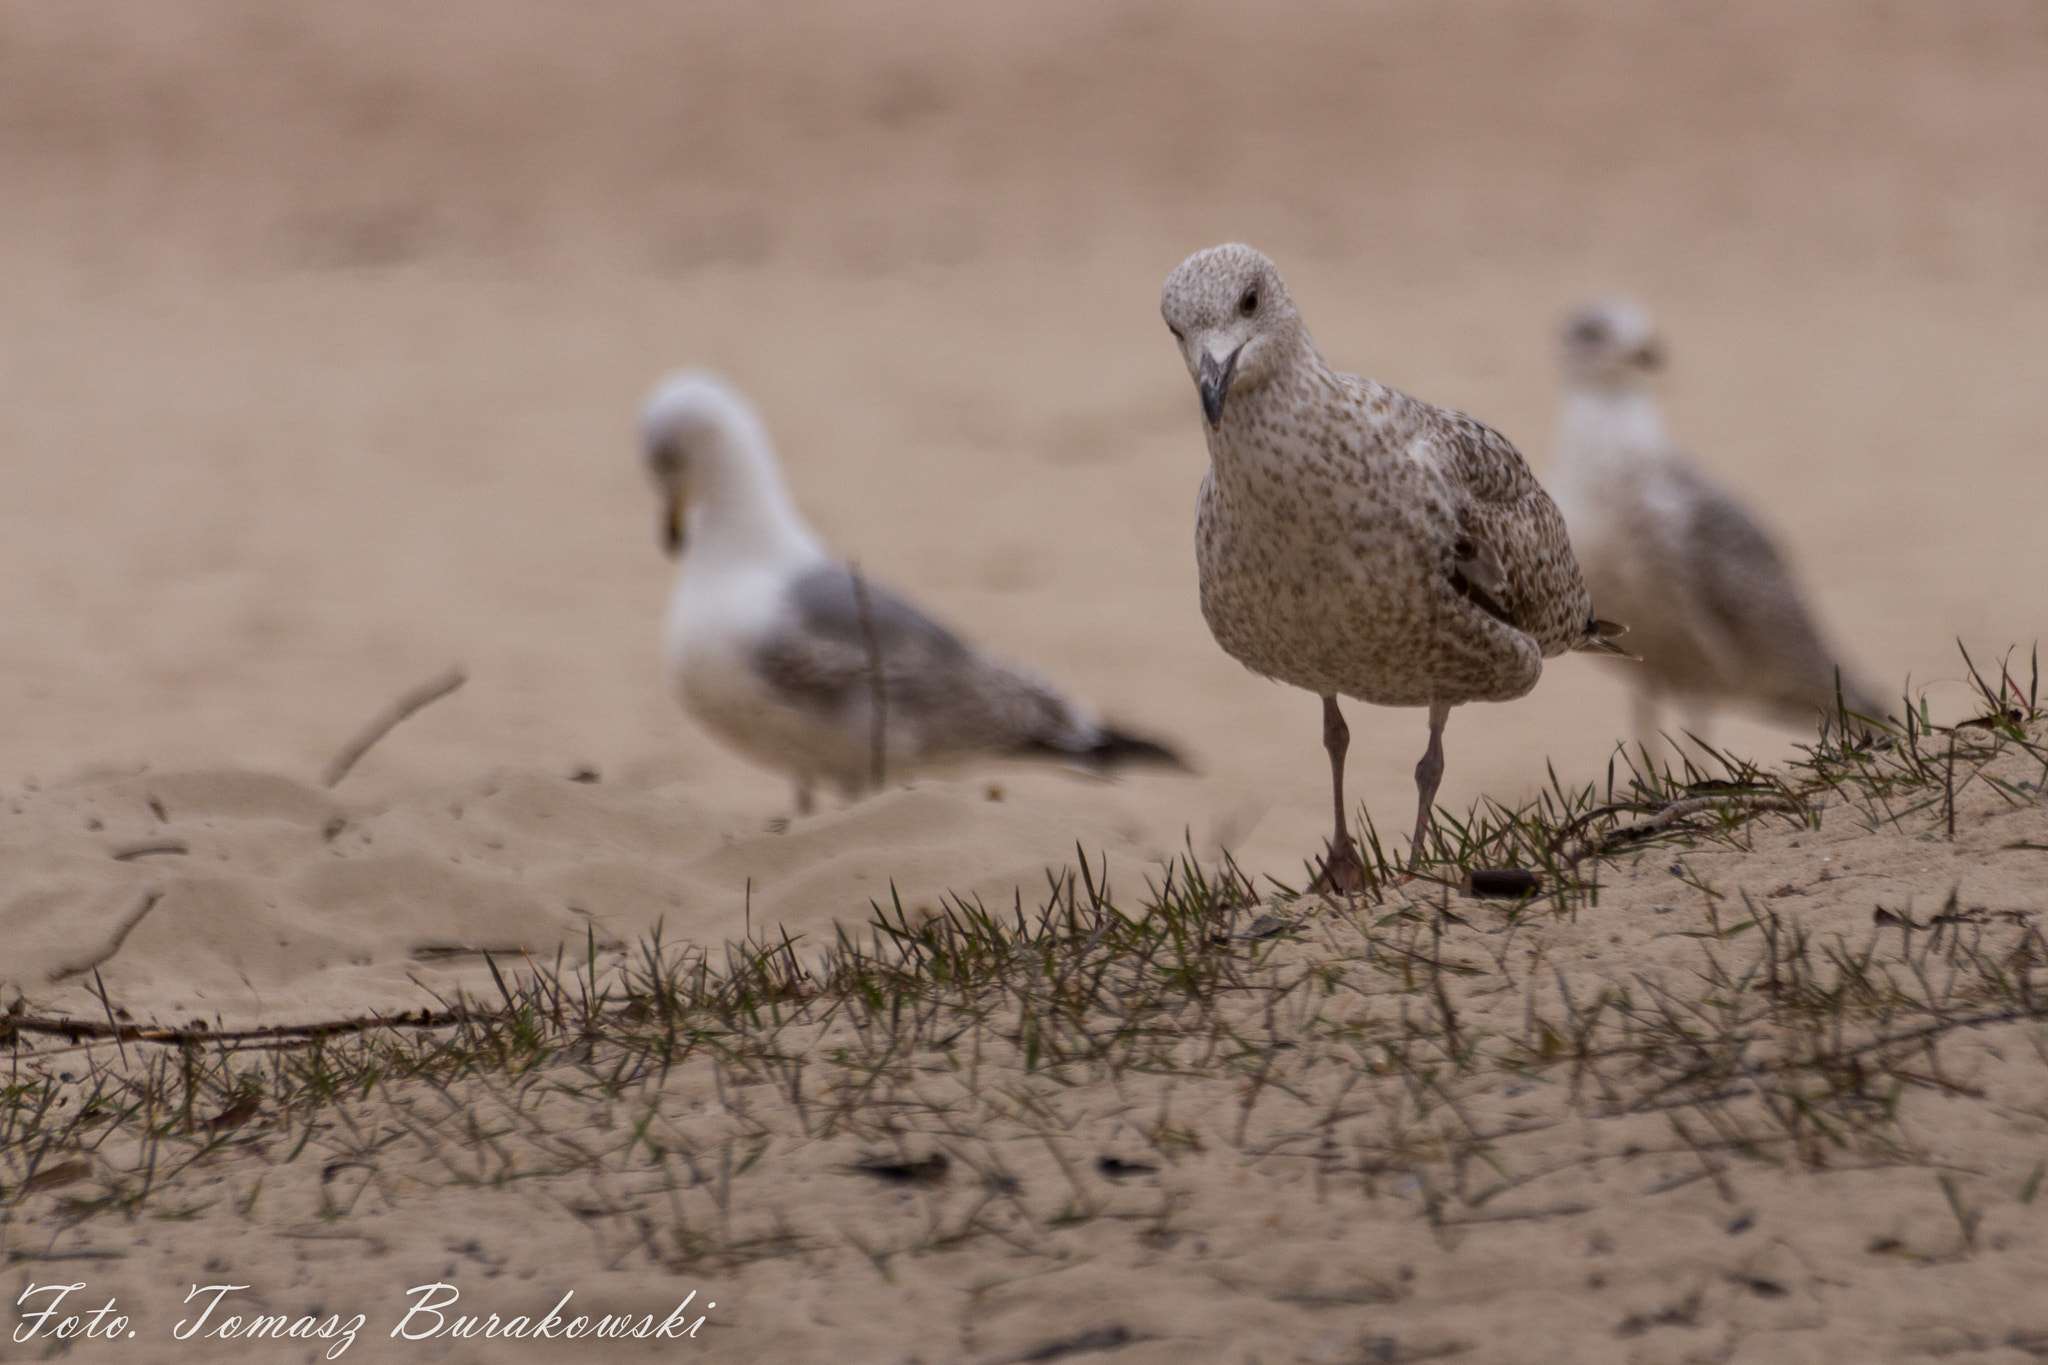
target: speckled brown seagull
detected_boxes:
[1160,245,1627,889]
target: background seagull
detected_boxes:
[1549,298,1886,757]
[1160,245,1626,889]
[640,372,1184,813]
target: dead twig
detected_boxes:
[1558,794,1802,869]
[109,838,188,861]
[0,1005,475,1051]
[45,889,164,984]
[320,665,467,788]
[849,563,887,793]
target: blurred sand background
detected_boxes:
[3,0,2047,1012]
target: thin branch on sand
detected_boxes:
[849,563,887,794]
[46,889,164,984]
[1,1004,475,1052]
[1556,792,1802,869]
[320,665,467,788]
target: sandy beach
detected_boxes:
[5,2,2048,1360]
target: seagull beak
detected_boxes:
[1633,339,1665,372]
[661,488,687,557]
[1197,346,1240,429]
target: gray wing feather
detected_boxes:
[1666,464,1874,718]
[752,566,1086,757]
[788,566,975,682]
[1428,404,1597,653]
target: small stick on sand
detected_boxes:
[1556,792,1802,870]
[849,562,887,793]
[110,838,188,862]
[320,666,467,789]
[1,1005,479,1057]
[46,889,164,984]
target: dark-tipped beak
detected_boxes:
[1197,347,1240,429]
[661,492,685,558]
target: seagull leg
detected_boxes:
[1313,695,1370,893]
[1410,700,1451,866]
[794,776,815,817]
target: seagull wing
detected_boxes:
[1430,409,1600,656]
[752,566,1182,767]
[1660,460,1862,714]
[750,566,980,721]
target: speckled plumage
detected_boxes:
[1548,299,1884,750]
[641,372,1181,812]
[1162,245,1619,876]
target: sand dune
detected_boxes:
[3,766,1179,1025]
[4,769,1187,1023]
[5,728,2046,1363]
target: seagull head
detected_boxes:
[638,370,767,557]
[1160,244,1304,430]
[1559,297,1664,388]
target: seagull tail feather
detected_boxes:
[1086,726,1190,772]
[1022,726,1191,773]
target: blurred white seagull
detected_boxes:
[1160,245,1627,890]
[1549,298,1885,756]
[640,372,1183,813]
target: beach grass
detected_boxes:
[5,645,2046,1279]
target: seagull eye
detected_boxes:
[1167,322,1186,342]
[1239,288,1259,316]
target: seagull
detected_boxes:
[1159,245,1626,889]
[639,371,1184,812]
[1549,298,1885,756]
